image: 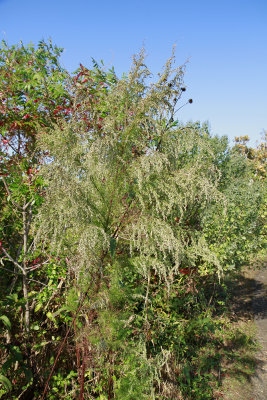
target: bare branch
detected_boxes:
[1,246,24,273]
[0,266,47,286]
[23,199,34,211]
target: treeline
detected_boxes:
[0,40,266,399]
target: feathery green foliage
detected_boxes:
[33,49,265,399]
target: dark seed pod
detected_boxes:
[181,87,186,92]
[188,99,193,104]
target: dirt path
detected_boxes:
[251,267,267,400]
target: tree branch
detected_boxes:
[1,246,24,273]
[0,266,47,286]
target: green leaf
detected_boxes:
[32,324,40,331]
[110,237,116,257]
[46,311,55,321]
[6,293,18,303]
[34,303,42,312]
[0,315,11,331]
[0,374,12,391]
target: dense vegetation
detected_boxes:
[0,40,266,400]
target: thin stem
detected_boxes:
[22,206,30,333]
[1,247,24,273]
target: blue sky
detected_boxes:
[0,0,266,146]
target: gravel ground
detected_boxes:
[251,267,267,400]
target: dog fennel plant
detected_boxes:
[34,49,264,399]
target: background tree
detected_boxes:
[0,39,70,398]
[0,40,116,398]
[233,132,267,178]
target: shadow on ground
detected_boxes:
[221,267,267,400]
[229,273,267,320]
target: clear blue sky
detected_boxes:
[1,0,266,146]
